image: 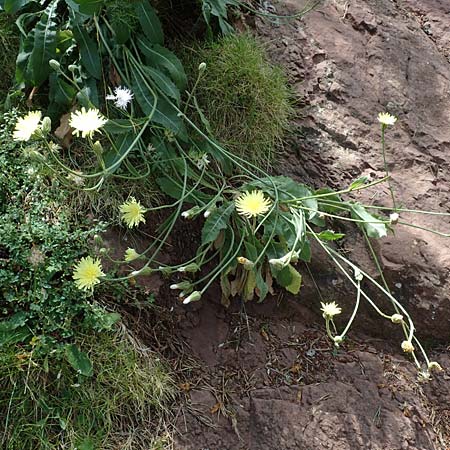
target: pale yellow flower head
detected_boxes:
[120,197,146,228]
[427,361,443,372]
[69,107,107,138]
[401,340,415,353]
[235,190,271,219]
[73,256,104,291]
[124,248,140,262]
[13,111,42,142]
[320,301,342,319]
[378,112,397,127]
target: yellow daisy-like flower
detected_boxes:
[320,301,342,319]
[120,197,146,228]
[235,190,271,219]
[124,248,140,262]
[69,107,107,138]
[73,256,104,291]
[377,112,397,126]
[13,111,42,142]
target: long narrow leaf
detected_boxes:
[28,0,59,86]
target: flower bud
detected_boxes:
[237,256,254,270]
[170,281,192,291]
[333,335,344,346]
[178,263,200,273]
[93,234,103,245]
[131,267,153,277]
[68,64,78,72]
[401,340,414,353]
[49,59,61,71]
[204,210,211,218]
[198,62,207,73]
[124,248,140,262]
[183,290,201,305]
[92,141,104,157]
[181,206,201,219]
[41,117,52,135]
[390,313,403,324]
[354,268,363,281]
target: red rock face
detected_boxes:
[254,0,450,341]
[171,1,450,448]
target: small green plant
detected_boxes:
[186,33,292,167]
[0,108,115,351]
[0,330,175,449]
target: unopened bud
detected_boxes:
[170,281,192,291]
[183,290,201,305]
[49,59,61,71]
[237,256,254,270]
[390,314,403,324]
[198,62,207,73]
[178,263,200,273]
[354,268,363,281]
[92,141,103,157]
[401,340,415,353]
[41,117,51,135]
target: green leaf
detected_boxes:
[350,203,387,238]
[103,134,135,173]
[285,265,302,294]
[73,18,101,79]
[156,177,211,203]
[143,66,180,104]
[104,119,145,134]
[65,344,93,377]
[138,38,187,89]
[72,0,103,15]
[298,239,311,262]
[132,69,187,138]
[316,230,345,241]
[49,73,76,106]
[349,176,369,191]
[28,0,59,86]
[201,202,234,245]
[256,268,269,302]
[135,0,164,45]
[4,0,33,13]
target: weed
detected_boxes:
[185,33,293,168]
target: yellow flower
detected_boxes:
[13,111,42,142]
[120,197,146,228]
[401,340,415,353]
[320,301,342,319]
[73,256,104,291]
[69,107,107,138]
[378,112,397,126]
[235,190,271,219]
[124,248,140,262]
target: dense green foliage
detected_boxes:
[0,108,115,351]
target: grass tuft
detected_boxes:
[185,33,293,169]
[0,329,176,450]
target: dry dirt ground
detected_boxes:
[129,0,450,448]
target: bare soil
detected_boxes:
[124,0,450,448]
